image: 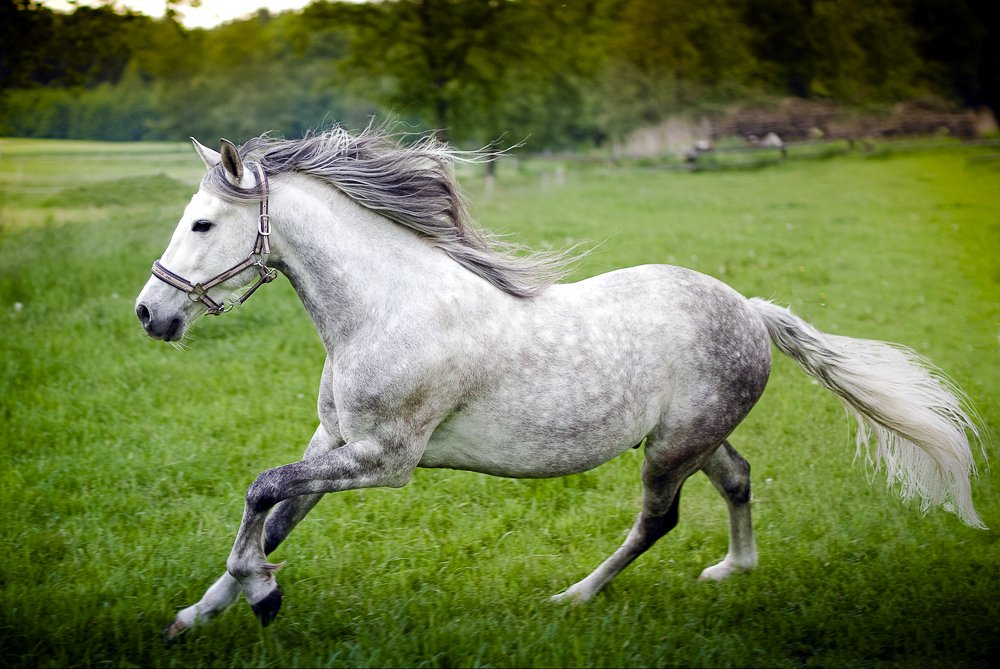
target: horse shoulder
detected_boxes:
[327,290,511,443]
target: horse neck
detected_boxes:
[268,175,472,347]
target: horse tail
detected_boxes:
[748,297,987,529]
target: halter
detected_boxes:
[151,162,277,315]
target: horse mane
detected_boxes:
[201,124,574,298]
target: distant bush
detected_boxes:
[1,82,157,141]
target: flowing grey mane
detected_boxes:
[201,125,570,298]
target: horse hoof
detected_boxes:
[162,618,189,647]
[250,585,283,627]
[699,558,755,581]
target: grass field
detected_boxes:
[1,137,998,668]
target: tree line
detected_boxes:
[1,0,996,149]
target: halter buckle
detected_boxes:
[188,283,207,300]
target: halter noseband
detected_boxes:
[151,162,277,315]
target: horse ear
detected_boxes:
[220,138,244,184]
[191,137,221,169]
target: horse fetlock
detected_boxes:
[227,554,282,581]
[239,561,283,605]
[226,555,251,580]
[550,582,596,605]
[698,555,756,581]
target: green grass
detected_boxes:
[1,138,998,668]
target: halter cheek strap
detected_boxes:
[151,162,277,315]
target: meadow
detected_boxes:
[0,137,998,668]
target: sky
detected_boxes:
[40,1,318,29]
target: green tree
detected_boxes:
[0,0,57,93]
[743,0,814,97]
[806,0,923,102]
[907,0,999,116]
[325,0,534,143]
[3,0,997,144]
[600,0,759,136]
[475,0,612,149]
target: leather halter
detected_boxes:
[151,162,277,315]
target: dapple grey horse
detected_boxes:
[134,127,985,642]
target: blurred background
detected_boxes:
[2,0,998,153]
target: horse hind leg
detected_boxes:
[551,438,700,604]
[698,439,757,581]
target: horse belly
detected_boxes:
[421,330,667,477]
[421,402,651,478]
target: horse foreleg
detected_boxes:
[698,440,756,581]
[163,569,242,643]
[226,435,421,627]
[163,493,326,642]
[164,424,342,643]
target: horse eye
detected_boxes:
[192,220,213,233]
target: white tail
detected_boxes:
[750,298,987,528]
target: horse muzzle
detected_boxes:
[135,302,187,341]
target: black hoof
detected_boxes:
[250,585,283,627]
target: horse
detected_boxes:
[134,125,986,642]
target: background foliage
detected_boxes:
[2,0,998,147]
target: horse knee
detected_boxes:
[245,467,289,512]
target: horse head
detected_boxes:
[135,139,274,341]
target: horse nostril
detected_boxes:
[136,304,151,328]
[165,318,182,341]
